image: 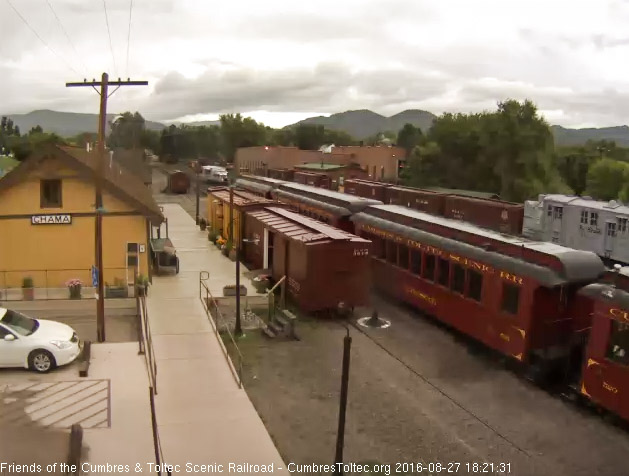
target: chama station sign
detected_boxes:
[31,214,72,225]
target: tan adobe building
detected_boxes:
[235,145,406,181]
[0,144,163,297]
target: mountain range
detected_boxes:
[4,109,629,147]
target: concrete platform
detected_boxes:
[147,203,286,473]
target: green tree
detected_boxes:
[7,132,66,161]
[107,111,145,149]
[219,113,267,162]
[584,158,629,200]
[29,125,43,135]
[295,124,326,150]
[397,123,423,156]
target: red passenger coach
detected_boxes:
[243,207,372,312]
[235,175,288,199]
[443,195,524,235]
[351,205,605,370]
[577,268,629,421]
[274,182,382,233]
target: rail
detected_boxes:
[0,267,130,301]
[149,386,171,476]
[198,271,243,388]
[137,292,158,395]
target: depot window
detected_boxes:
[451,263,465,294]
[410,250,422,275]
[590,212,599,226]
[607,321,629,366]
[423,253,435,281]
[467,270,483,302]
[398,244,409,270]
[40,179,62,208]
[580,210,588,225]
[501,283,520,315]
[437,257,450,287]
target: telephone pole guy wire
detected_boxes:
[4,0,80,75]
[102,0,118,77]
[44,0,88,75]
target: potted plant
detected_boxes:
[253,274,270,294]
[105,277,128,298]
[216,235,226,250]
[222,240,233,257]
[22,276,34,301]
[199,219,207,231]
[65,278,83,299]
[222,284,248,297]
[136,274,149,297]
[208,230,218,243]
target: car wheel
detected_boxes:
[28,349,56,373]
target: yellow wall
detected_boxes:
[0,160,150,288]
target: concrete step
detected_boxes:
[275,314,288,328]
[268,321,283,335]
[262,326,276,339]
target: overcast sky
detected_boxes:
[2,0,629,128]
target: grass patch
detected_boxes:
[0,156,18,173]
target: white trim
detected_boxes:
[263,228,269,269]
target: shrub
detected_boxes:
[22,276,34,288]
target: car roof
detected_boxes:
[0,308,6,319]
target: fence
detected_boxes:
[198,271,243,388]
[0,268,130,301]
[149,387,171,476]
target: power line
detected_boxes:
[102,0,118,77]
[126,0,134,77]
[4,0,80,75]
[44,0,88,75]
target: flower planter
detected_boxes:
[200,220,207,231]
[223,285,247,297]
[105,287,128,298]
[68,286,82,299]
[253,280,269,294]
[228,249,237,261]
[136,285,148,297]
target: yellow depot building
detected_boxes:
[0,144,163,298]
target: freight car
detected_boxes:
[234,175,288,199]
[343,178,388,202]
[273,182,382,232]
[443,195,524,235]
[242,206,372,313]
[523,194,629,265]
[267,168,295,181]
[293,171,331,189]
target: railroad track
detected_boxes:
[340,317,531,463]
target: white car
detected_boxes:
[0,308,82,373]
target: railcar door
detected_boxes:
[604,221,616,258]
[551,206,564,244]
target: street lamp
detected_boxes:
[235,237,260,337]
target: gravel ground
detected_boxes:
[235,296,629,476]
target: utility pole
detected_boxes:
[66,73,148,343]
[229,185,243,337]
[333,327,352,475]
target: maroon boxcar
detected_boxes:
[351,205,605,367]
[274,182,382,233]
[443,195,524,235]
[166,170,190,194]
[242,206,372,312]
[268,168,295,181]
[577,268,629,421]
[294,171,331,189]
[385,186,446,215]
[343,178,388,202]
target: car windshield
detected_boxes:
[1,310,39,336]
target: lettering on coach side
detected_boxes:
[406,286,437,306]
[609,308,629,322]
[500,271,523,285]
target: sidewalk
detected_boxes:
[146,203,287,473]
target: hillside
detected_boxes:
[551,125,629,147]
[3,110,165,138]
[290,109,437,139]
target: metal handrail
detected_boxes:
[198,271,243,388]
[149,386,171,476]
[137,293,158,394]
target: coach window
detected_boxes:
[607,321,629,366]
[437,257,450,287]
[451,263,465,294]
[410,249,422,275]
[398,244,409,270]
[386,241,397,264]
[590,211,599,227]
[467,270,483,302]
[501,283,520,315]
[423,253,436,281]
